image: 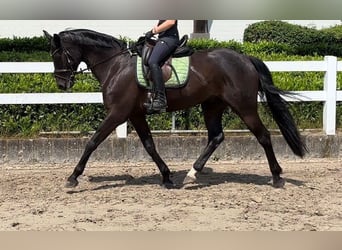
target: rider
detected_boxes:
[143,20,179,114]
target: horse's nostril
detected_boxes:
[57,82,67,90]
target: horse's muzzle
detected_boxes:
[56,76,74,90]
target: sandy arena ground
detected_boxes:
[0,159,341,231]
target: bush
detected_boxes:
[0,104,105,136]
[188,38,243,52]
[322,25,342,40]
[0,36,49,52]
[0,51,51,62]
[243,20,342,56]
[0,73,100,93]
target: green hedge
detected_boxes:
[0,73,104,136]
[0,36,49,52]
[0,34,341,136]
[0,51,51,62]
[0,73,100,93]
[322,24,342,40]
[243,20,342,56]
[0,104,105,136]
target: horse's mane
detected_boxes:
[59,29,126,49]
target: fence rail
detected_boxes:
[0,56,341,137]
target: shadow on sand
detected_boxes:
[66,167,305,194]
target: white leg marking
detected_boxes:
[187,167,198,179]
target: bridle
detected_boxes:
[51,40,143,84]
[52,47,77,83]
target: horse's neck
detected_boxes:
[83,49,119,83]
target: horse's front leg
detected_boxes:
[66,110,124,188]
[130,115,174,188]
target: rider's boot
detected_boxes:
[144,64,167,114]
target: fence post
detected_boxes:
[116,122,127,138]
[323,56,337,135]
[171,112,176,131]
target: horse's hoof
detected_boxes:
[272,177,285,188]
[162,181,175,189]
[183,175,196,185]
[183,167,199,185]
[65,178,79,188]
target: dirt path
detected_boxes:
[0,159,341,231]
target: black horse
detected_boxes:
[43,29,307,189]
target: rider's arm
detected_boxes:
[152,20,176,34]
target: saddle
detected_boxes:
[134,35,194,87]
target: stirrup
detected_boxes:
[143,92,153,109]
[145,100,167,114]
[146,106,167,115]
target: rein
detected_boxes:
[53,47,130,78]
[77,47,131,74]
[52,39,145,79]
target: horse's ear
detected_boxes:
[43,30,52,40]
[52,34,61,48]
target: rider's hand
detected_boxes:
[145,30,154,39]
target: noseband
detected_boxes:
[51,47,78,83]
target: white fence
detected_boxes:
[0,56,341,137]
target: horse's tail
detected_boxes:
[248,55,307,157]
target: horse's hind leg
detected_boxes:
[130,114,173,188]
[238,109,285,188]
[66,110,124,188]
[184,101,225,184]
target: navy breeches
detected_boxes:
[148,37,178,67]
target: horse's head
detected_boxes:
[44,30,81,90]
